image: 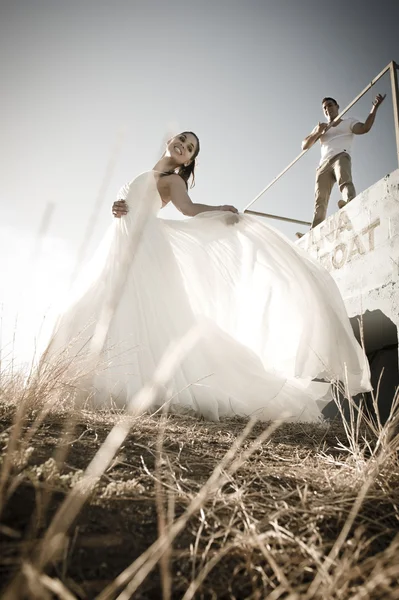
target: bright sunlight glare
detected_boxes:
[0,227,74,371]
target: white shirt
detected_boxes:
[319,117,359,165]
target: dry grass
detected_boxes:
[4,149,397,598]
[0,360,398,600]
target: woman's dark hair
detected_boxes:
[175,131,201,189]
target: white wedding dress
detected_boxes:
[43,171,370,421]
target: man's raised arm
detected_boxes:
[351,94,386,135]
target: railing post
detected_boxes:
[390,61,399,168]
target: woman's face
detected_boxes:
[166,132,199,166]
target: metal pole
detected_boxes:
[243,61,392,213]
[390,61,399,168]
[244,209,311,226]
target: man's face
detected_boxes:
[322,100,339,122]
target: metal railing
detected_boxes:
[243,60,399,226]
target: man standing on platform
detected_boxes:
[298,93,385,236]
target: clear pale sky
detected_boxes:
[0,0,398,363]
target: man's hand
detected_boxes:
[112,200,128,218]
[302,122,329,150]
[315,122,329,136]
[372,93,386,110]
[353,93,386,135]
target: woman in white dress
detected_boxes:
[43,131,370,421]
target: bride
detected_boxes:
[43,131,370,421]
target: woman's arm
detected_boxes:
[111,175,239,218]
[159,175,238,216]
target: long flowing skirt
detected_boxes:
[43,171,371,421]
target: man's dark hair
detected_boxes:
[322,97,338,106]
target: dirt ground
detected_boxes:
[1,403,399,599]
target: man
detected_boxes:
[299,93,385,234]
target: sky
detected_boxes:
[0,0,398,365]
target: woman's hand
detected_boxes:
[112,200,128,218]
[218,204,239,213]
[218,205,240,225]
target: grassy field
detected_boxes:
[1,373,399,600]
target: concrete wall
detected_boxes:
[296,169,399,346]
[296,169,399,418]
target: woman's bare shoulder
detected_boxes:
[156,173,185,197]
